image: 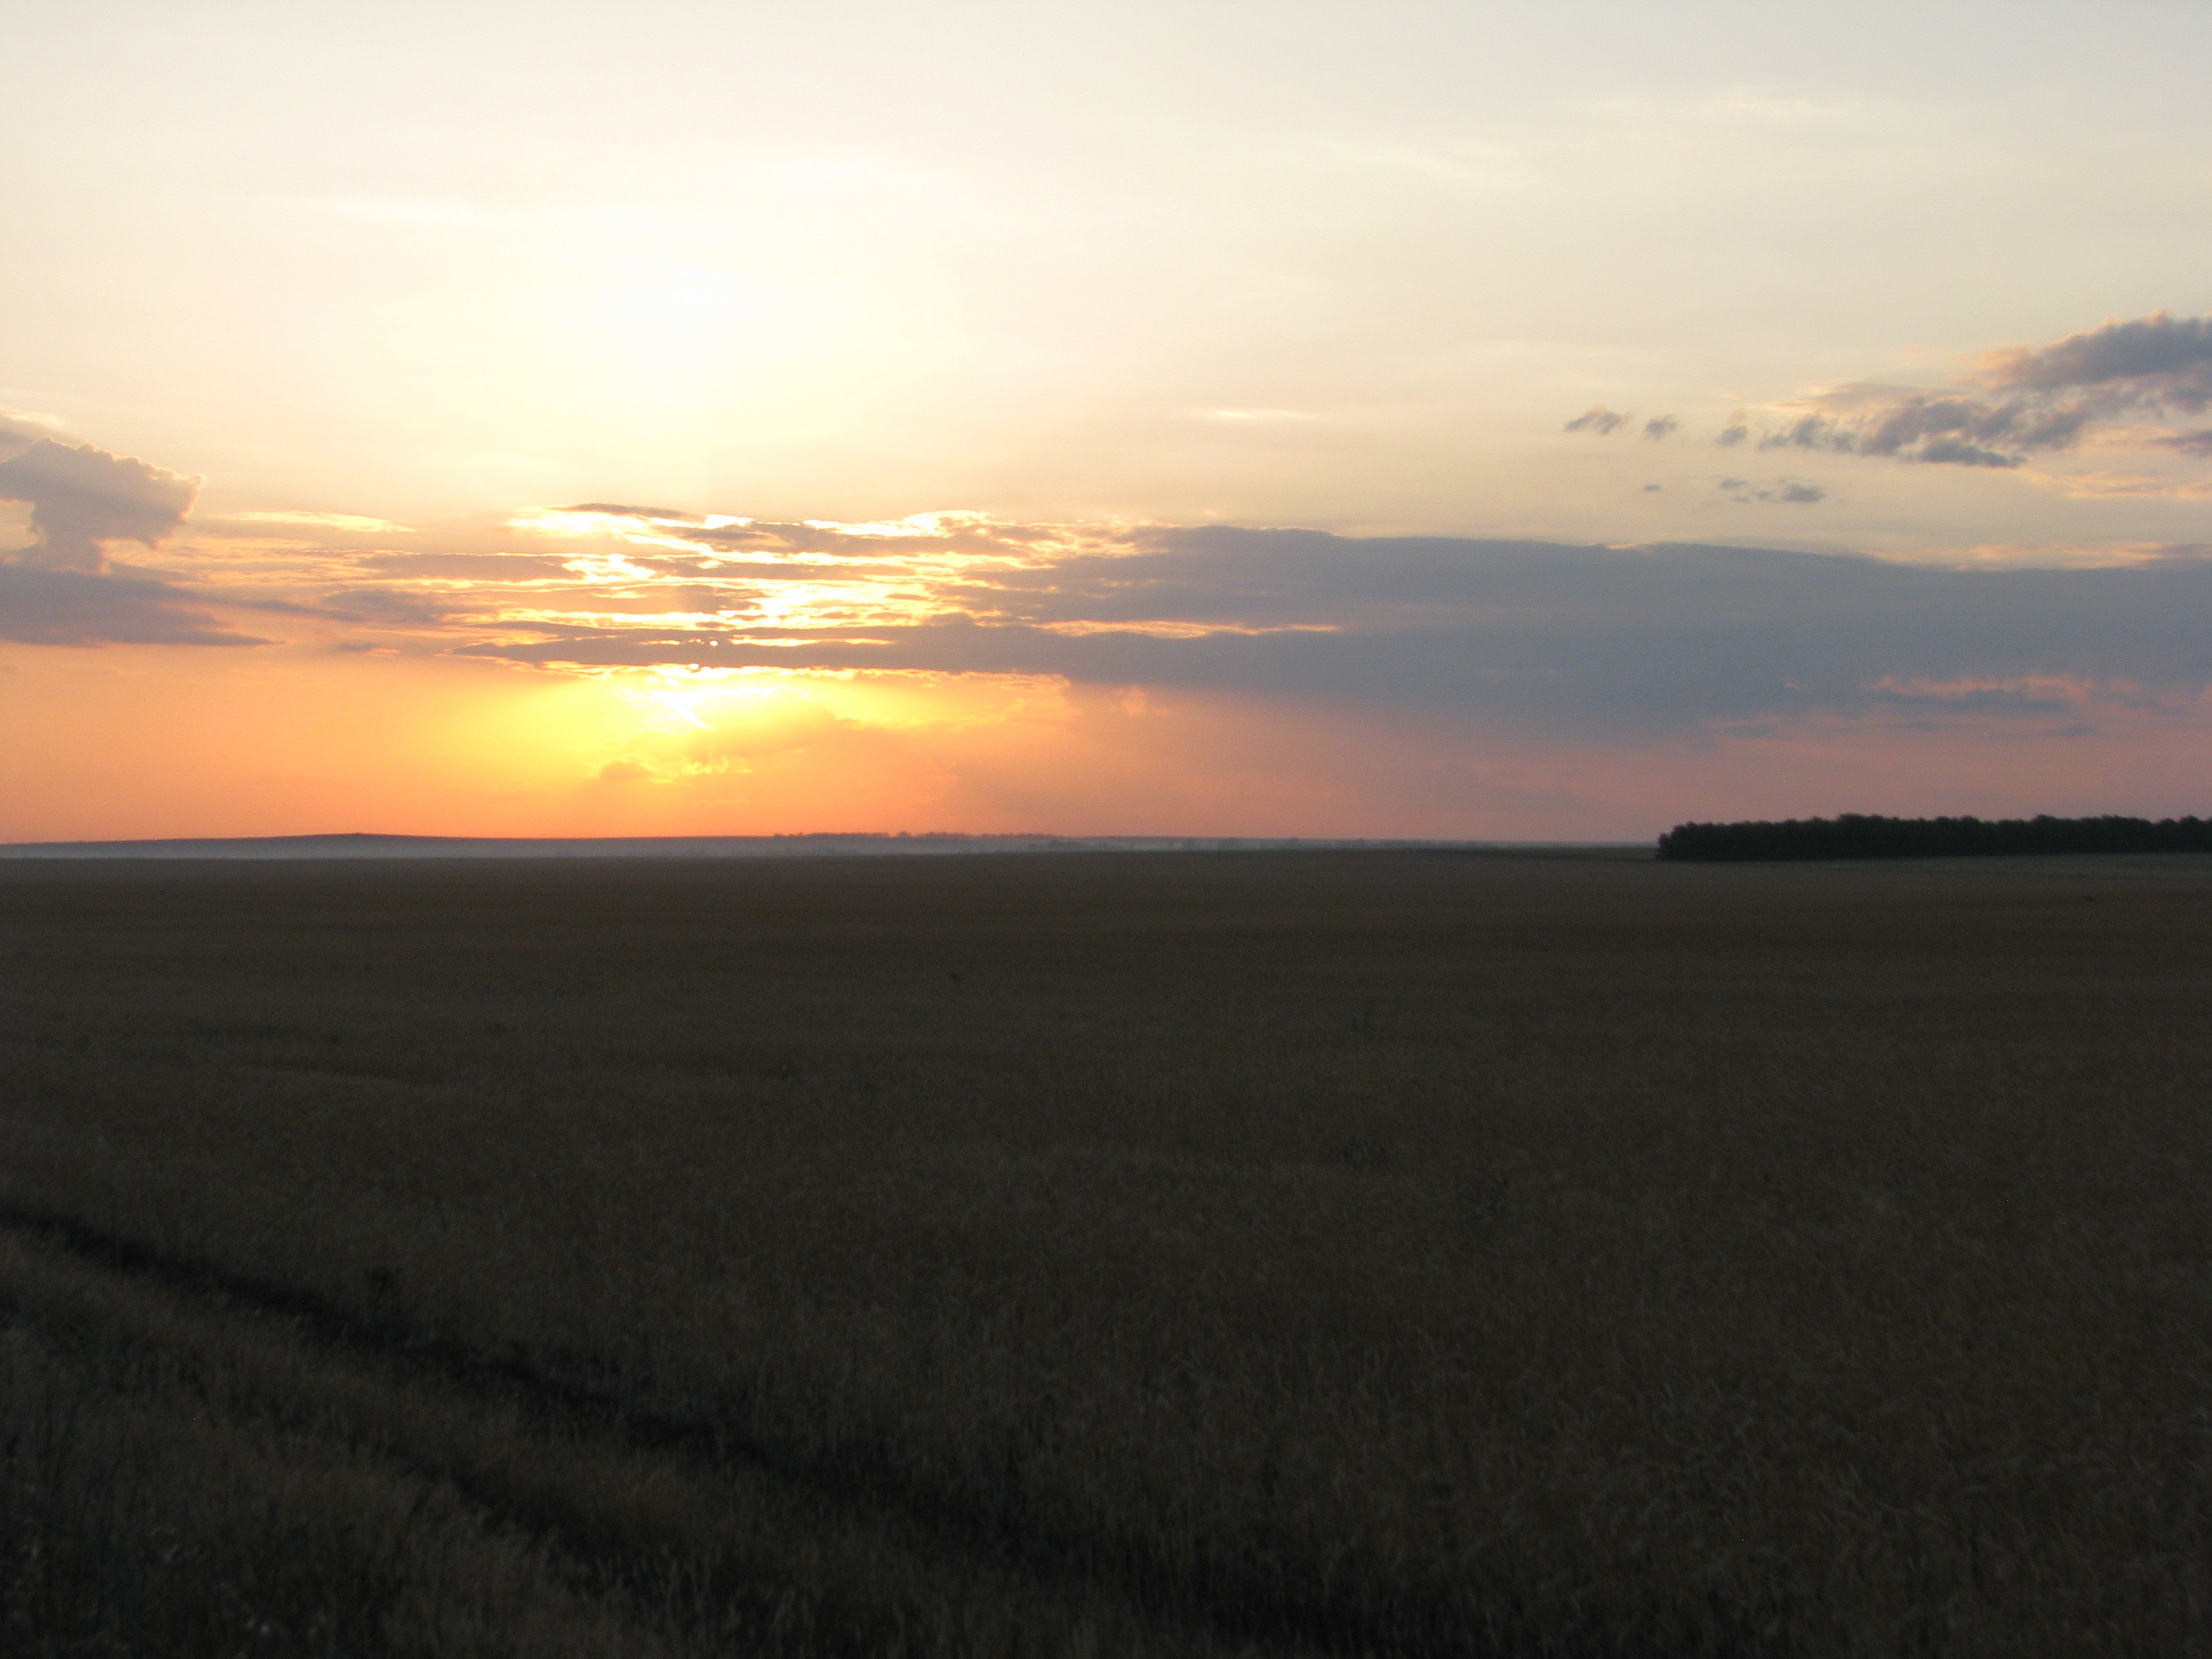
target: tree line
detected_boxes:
[1655,813,2212,862]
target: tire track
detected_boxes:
[0,1197,1202,1659]
[0,1195,1597,1659]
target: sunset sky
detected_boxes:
[10,0,2212,842]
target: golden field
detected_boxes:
[0,848,2207,1656]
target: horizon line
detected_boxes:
[0,830,1655,861]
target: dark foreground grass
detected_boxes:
[1,848,2209,1656]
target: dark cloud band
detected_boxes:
[453,529,2212,741]
[0,566,261,647]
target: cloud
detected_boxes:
[1912,436,2020,468]
[449,526,2212,743]
[1726,312,2212,470]
[312,587,462,625]
[0,411,66,443]
[352,552,580,581]
[222,510,414,533]
[0,427,264,646]
[1721,478,1827,504]
[0,438,199,571]
[0,566,262,647]
[1980,311,2212,403]
[558,502,701,523]
[1641,415,1678,441]
[1563,405,1631,435]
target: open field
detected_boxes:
[1,848,2209,1656]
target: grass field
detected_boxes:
[1,848,2207,1657]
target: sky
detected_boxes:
[9,0,2212,842]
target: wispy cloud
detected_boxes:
[222,510,414,533]
[1566,408,1685,445]
[1718,478,1826,504]
[1563,405,1633,435]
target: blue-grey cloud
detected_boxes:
[0,436,199,572]
[1563,405,1631,436]
[352,552,581,581]
[2151,428,2212,457]
[312,587,464,625]
[1727,312,2212,468]
[0,565,262,647]
[453,529,2212,741]
[0,426,260,644]
[1721,477,1826,503]
[1982,312,2212,403]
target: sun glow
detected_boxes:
[617,670,790,731]
[526,664,1075,800]
[606,665,1065,732]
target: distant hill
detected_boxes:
[1656,813,2212,862]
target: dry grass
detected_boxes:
[1,848,2209,1655]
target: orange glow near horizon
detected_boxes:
[0,645,1094,843]
[11,628,2212,847]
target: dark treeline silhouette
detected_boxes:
[1656,813,2212,862]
